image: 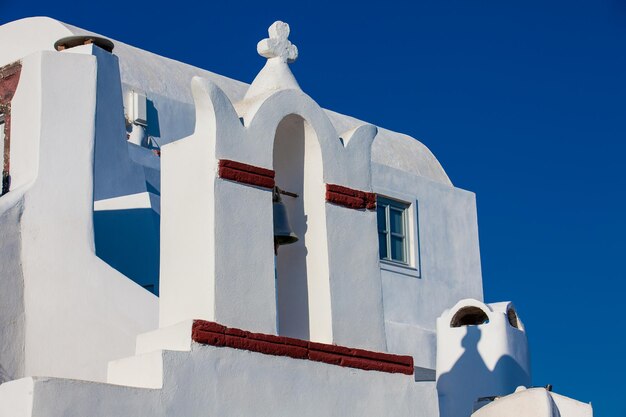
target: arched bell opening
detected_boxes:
[450,306,490,327]
[273,114,331,342]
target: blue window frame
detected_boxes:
[377,197,409,264]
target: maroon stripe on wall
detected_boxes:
[0,62,22,196]
[218,159,275,189]
[326,183,376,210]
[192,319,414,376]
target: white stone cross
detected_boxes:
[257,21,298,64]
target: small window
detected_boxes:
[377,197,409,264]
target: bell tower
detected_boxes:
[159,21,387,351]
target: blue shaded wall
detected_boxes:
[94,208,160,295]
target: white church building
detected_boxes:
[0,17,592,417]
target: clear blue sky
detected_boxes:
[2,0,625,415]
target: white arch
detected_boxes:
[188,78,377,193]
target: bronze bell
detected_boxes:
[273,187,299,247]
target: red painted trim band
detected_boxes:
[218,159,275,189]
[0,61,22,196]
[192,320,414,375]
[0,63,21,103]
[326,184,376,210]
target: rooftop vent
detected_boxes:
[54,36,114,53]
[450,306,489,327]
[507,306,521,329]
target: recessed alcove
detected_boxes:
[273,114,331,342]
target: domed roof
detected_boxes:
[324,110,451,186]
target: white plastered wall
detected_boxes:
[2,343,439,417]
[159,130,217,326]
[0,48,157,383]
[159,77,277,332]
[371,162,483,366]
[0,201,24,383]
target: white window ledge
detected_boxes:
[380,259,420,278]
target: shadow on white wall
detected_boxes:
[436,300,531,417]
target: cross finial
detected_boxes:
[257,21,298,64]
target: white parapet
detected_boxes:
[36,342,439,417]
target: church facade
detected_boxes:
[0,17,591,417]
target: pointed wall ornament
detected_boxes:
[242,21,301,104]
[257,21,298,63]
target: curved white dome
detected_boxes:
[325,110,451,186]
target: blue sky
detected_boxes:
[2,0,625,415]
